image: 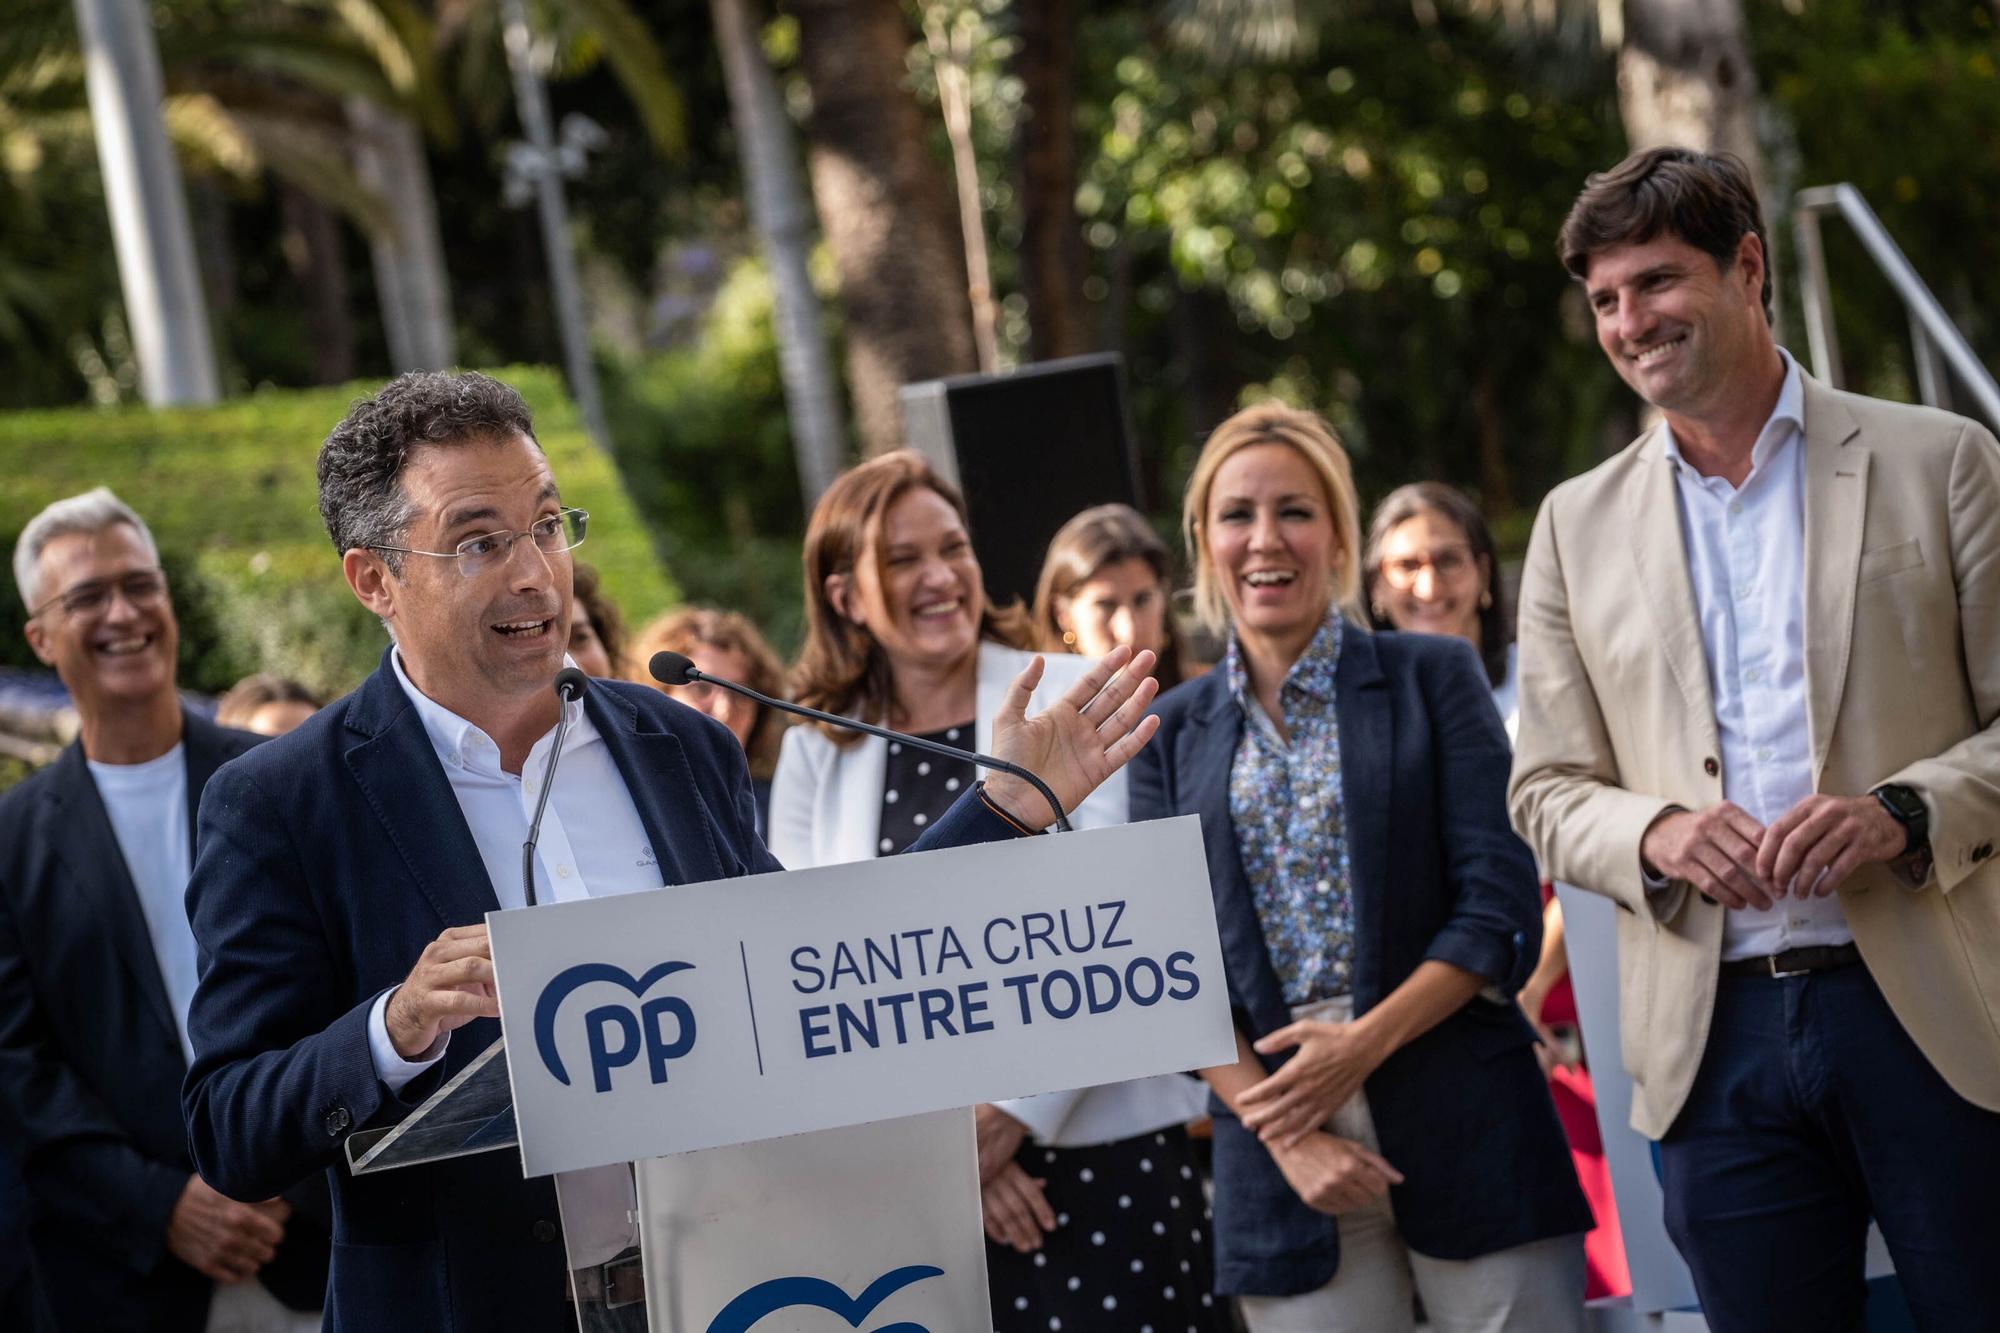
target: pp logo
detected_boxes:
[705,1266,942,1333]
[533,961,698,1094]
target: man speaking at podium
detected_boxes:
[180,370,1160,1332]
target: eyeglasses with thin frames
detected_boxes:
[368,508,589,579]
[1377,544,1476,590]
[28,568,169,621]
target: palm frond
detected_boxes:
[1161,0,1322,66]
[548,0,687,155]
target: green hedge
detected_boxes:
[0,366,677,700]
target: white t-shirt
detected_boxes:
[87,744,196,1063]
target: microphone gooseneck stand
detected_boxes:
[521,666,590,908]
[647,650,1073,834]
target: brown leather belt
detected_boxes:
[1720,942,1862,980]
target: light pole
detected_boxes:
[498,0,612,449]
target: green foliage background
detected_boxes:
[0,366,676,699]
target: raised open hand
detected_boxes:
[984,646,1160,827]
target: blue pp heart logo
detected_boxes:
[533,960,698,1093]
[703,1266,943,1333]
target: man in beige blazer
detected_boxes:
[1509,147,2000,1331]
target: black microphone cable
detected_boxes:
[648,650,1074,833]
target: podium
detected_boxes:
[346,817,1233,1332]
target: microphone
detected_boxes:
[648,650,1073,833]
[522,667,590,907]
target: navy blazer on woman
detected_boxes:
[181,651,1021,1333]
[1129,627,1590,1297]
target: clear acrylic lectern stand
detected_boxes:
[344,1038,649,1331]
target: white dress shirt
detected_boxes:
[1662,350,1852,960]
[369,654,660,1269]
[88,745,196,1063]
[367,652,662,1085]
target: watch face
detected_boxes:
[1878,785,1925,822]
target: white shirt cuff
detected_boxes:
[368,987,448,1094]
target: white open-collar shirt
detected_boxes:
[367,651,660,1086]
[372,651,659,1268]
[1661,349,1852,960]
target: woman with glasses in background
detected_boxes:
[1364,482,1629,1301]
[630,606,789,840]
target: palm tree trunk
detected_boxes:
[925,6,1001,372]
[792,0,977,455]
[1615,0,1763,172]
[347,97,457,372]
[1015,0,1092,362]
[279,185,356,384]
[1615,0,1776,313]
[71,0,219,403]
[709,0,849,501]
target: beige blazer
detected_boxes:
[1508,374,2000,1139]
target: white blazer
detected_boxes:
[770,642,1208,1146]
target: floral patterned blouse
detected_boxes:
[1225,612,1355,1005]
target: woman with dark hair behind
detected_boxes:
[1362,482,1512,702]
[628,607,789,836]
[772,450,1219,1333]
[568,563,628,679]
[214,674,322,737]
[1031,503,1186,691]
[1362,481,1629,1300]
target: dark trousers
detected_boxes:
[1659,963,2000,1333]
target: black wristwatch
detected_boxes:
[1872,784,1929,858]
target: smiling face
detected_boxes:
[346,433,571,722]
[1057,556,1168,662]
[667,643,760,749]
[1585,230,1769,419]
[25,523,179,718]
[1205,442,1339,647]
[1373,507,1487,647]
[838,485,984,679]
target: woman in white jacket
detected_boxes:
[771,451,1220,1333]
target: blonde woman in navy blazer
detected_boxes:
[1129,404,1590,1332]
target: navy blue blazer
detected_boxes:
[1129,628,1590,1297]
[181,652,1022,1333]
[0,711,328,1331]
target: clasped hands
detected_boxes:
[1236,1018,1406,1215]
[975,1104,1057,1253]
[1237,1018,1391,1149]
[1640,794,1909,911]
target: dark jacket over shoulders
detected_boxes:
[0,711,328,1332]
[1129,628,1590,1297]
[181,651,1020,1333]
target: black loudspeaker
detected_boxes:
[899,353,1142,610]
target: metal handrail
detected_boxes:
[1792,183,2000,430]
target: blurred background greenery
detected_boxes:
[0,366,674,696]
[1,0,1994,684]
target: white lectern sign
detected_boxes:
[635,1111,989,1333]
[489,816,1233,1178]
